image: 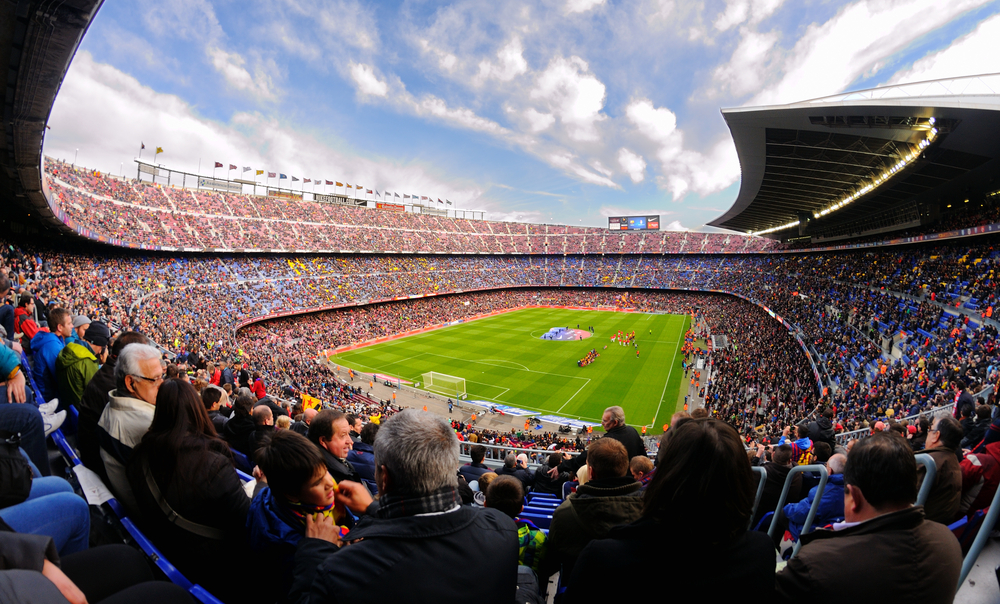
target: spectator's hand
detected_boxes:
[7,369,26,403]
[546,466,559,479]
[11,341,22,354]
[43,559,88,604]
[305,513,342,546]
[337,480,374,514]
[252,465,266,483]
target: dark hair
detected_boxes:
[547,452,563,467]
[470,445,486,464]
[485,475,524,519]
[643,419,754,545]
[309,409,346,445]
[960,405,973,418]
[976,405,991,421]
[254,430,326,498]
[135,379,230,495]
[934,415,963,450]
[771,444,793,466]
[587,438,628,480]
[918,417,930,433]
[232,393,255,418]
[843,433,917,509]
[17,295,33,308]
[796,424,809,439]
[813,441,832,462]
[111,331,149,359]
[201,387,223,410]
[690,408,709,419]
[360,422,379,445]
[0,275,10,294]
[165,364,181,379]
[48,307,70,330]
[346,414,358,428]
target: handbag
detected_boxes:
[0,430,33,509]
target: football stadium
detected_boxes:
[2,1,1000,603]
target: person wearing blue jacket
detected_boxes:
[783,453,847,540]
[248,430,348,604]
[30,308,74,404]
[346,421,378,486]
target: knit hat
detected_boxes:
[84,321,111,348]
[72,315,92,329]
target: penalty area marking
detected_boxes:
[556,378,592,413]
[478,359,530,371]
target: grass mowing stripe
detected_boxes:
[331,308,688,431]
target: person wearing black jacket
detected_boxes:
[308,409,362,485]
[532,453,571,496]
[458,445,493,485]
[557,406,648,476]
[222,393,257,456]
[807,407,837,451]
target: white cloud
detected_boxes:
[617,148,646,183]
[663,220,689,231]
[598,205,674,218]
[714,0,784,31]
[475,37,529,84]
[44,52,484,210]
[208,47,277,101]
[530,56,607,142]
[710,27,779,97]
[750,0,988,106]
[523,108,556,132]
[420,39,459,72]
[887,12,1000,84]
[626,98,740,198]
[548,153,620,188]
[566,0,605,14]
[349,63,388,97]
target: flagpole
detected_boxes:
[138,144,143,160]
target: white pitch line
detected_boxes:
[479,359,530,371]
[423,352,588,382]
[651,322,686,427]
[557,378,591,413]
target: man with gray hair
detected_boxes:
[289,408,519,602]
[97,342,164,513]
[601,405,647,461]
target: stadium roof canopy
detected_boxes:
[710,75,1000,239]
[0,0,101,232]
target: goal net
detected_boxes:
[422,372,467,399]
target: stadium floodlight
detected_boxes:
[422,372,467,399]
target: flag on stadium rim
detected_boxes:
[375,190,381,197]
[141,142,145,150]
[268,172,276,178]
[292,176,299,182]
[155,146,163,154]
[280,174,287,179]
[256,170,264,176]
[355,184,362,189]
[447,200,452,205]
[394,192,400,198]
[229,164,237,170]
[326,180,334,185]
[336,181,343,186]
[214,161,223,168]
[365,189,372,194]
[243,166,251,172]
[304,178,311,183]
[403,194,410,199]
[421,196,428,200]
[437,198,443,204]
[314,178,321,184]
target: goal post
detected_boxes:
[422,372,467,399]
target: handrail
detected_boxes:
[957,480,1000,591]
[835,402,958,446]
[767,464,830,546]
[749,466,767,530]
[915,453,937,507]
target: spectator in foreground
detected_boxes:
[918,415,963,524]
[31,307,73,404]
[289,408,518,602]
[783,453,847,540]
[97,342,163,513]
[565,419,774,603]
[600,405,647,460]
[458,444,492,486]
[486,475,548,601]
[775,433,962,603]
[55,320,110,410]
[309,409,362,484]
[249,429,343,603]
[346,421,378,485]
[127,379,253,603]
[544,438,643,582]
[201,385,228,433]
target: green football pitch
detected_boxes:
[330,308,690,432]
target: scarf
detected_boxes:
[376,486,460,520]
[280,497,345,528]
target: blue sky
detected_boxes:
[43,0,1000,229]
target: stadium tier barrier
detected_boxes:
[835,402,958,445]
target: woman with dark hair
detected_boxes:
[126,379,255,603]
[564,419,775,602]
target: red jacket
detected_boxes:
[960,440,1000,516]
[14,307,40,340]
[251,378,266,400]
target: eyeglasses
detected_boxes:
[131,373,165,384]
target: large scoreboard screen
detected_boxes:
[608,215,660,231]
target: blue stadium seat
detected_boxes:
[517,512,552,530]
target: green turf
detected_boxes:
[331,308,690,432]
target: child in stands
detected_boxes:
[248,430,349,602]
